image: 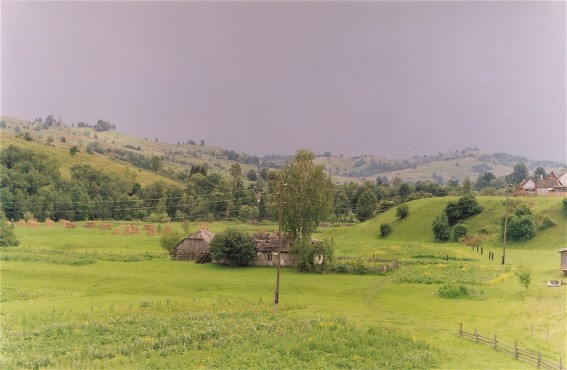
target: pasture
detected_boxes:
[1,197,566,369]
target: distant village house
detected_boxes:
[517,171,567,196]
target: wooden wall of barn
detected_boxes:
[175,239,209,260]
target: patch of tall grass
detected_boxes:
[1,299,439,369]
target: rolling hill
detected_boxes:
[1,115,564,185]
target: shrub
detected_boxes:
[438,284,485,300]
[438,284,470,299]
[380,223,392,238]
[291,238,334,273]
[86,142,105,155]
[336,264,349,273]
[539,216,556,230]
[352,259,367,275]
[453,223,469,241]
[23,211,35,222]
[209,228,255,267]
[396,204,409,219]
[445,195,483,226]
[514,266,531,289]
[0,210,19,247]
[505,203,536,242]
[159,229,182,257]
[432,212,451,242]
[563,198,567,216]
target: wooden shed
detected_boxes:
[252,231,297,267]
[559,248,567,276]
[174,228,215,262]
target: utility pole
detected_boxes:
[501,183,510,271]
[274,181,284,314]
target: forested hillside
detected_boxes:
[1,115,564,224]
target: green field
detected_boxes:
[1,197,566,369]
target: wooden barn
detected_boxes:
[174,228,215,262]
[559,248,567,276]
[252,231,297,267]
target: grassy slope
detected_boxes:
[0,130,175,187]
[319,196,566,250]
[0,116,257,181]
[314,196,566,367]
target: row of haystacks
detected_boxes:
[13,219,174,236]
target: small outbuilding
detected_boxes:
[174,228,215,261]
[559,248,567,276]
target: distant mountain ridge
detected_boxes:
[1,115,564,185]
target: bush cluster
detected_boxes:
[445,195,483,226]
[505,204,536,242]
[209,228,255,267]
[395,204,409,219]
[334,258,399,275]
[432,213,451,242]
[379,223,392,238]
[291,238,334,273]
[539,216,556,231]
[452,223,468,241]
[438,284,470,298]
[438,284,485,300]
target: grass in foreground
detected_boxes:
[1,206,565,369]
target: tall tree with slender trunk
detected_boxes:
[275,149,334,242]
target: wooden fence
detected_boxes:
[458,324,564,370]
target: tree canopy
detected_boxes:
[355,189,377,222]
[279,149,334,241]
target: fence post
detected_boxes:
[493,334,497,350]
[546,327,549,342]
[459,323,463,336]
[559,356,562,370]
[481,247,483,255]
[537,352,541,368]
[475,328,478,343]
[514,341,518,360]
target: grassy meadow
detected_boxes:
[1,197,566,369]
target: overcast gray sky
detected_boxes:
[2,1,565,161]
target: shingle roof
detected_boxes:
[187,228,215,242]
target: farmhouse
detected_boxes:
[173,228,214,262]
[251,231,297,267]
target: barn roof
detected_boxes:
[186,228,215,242]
